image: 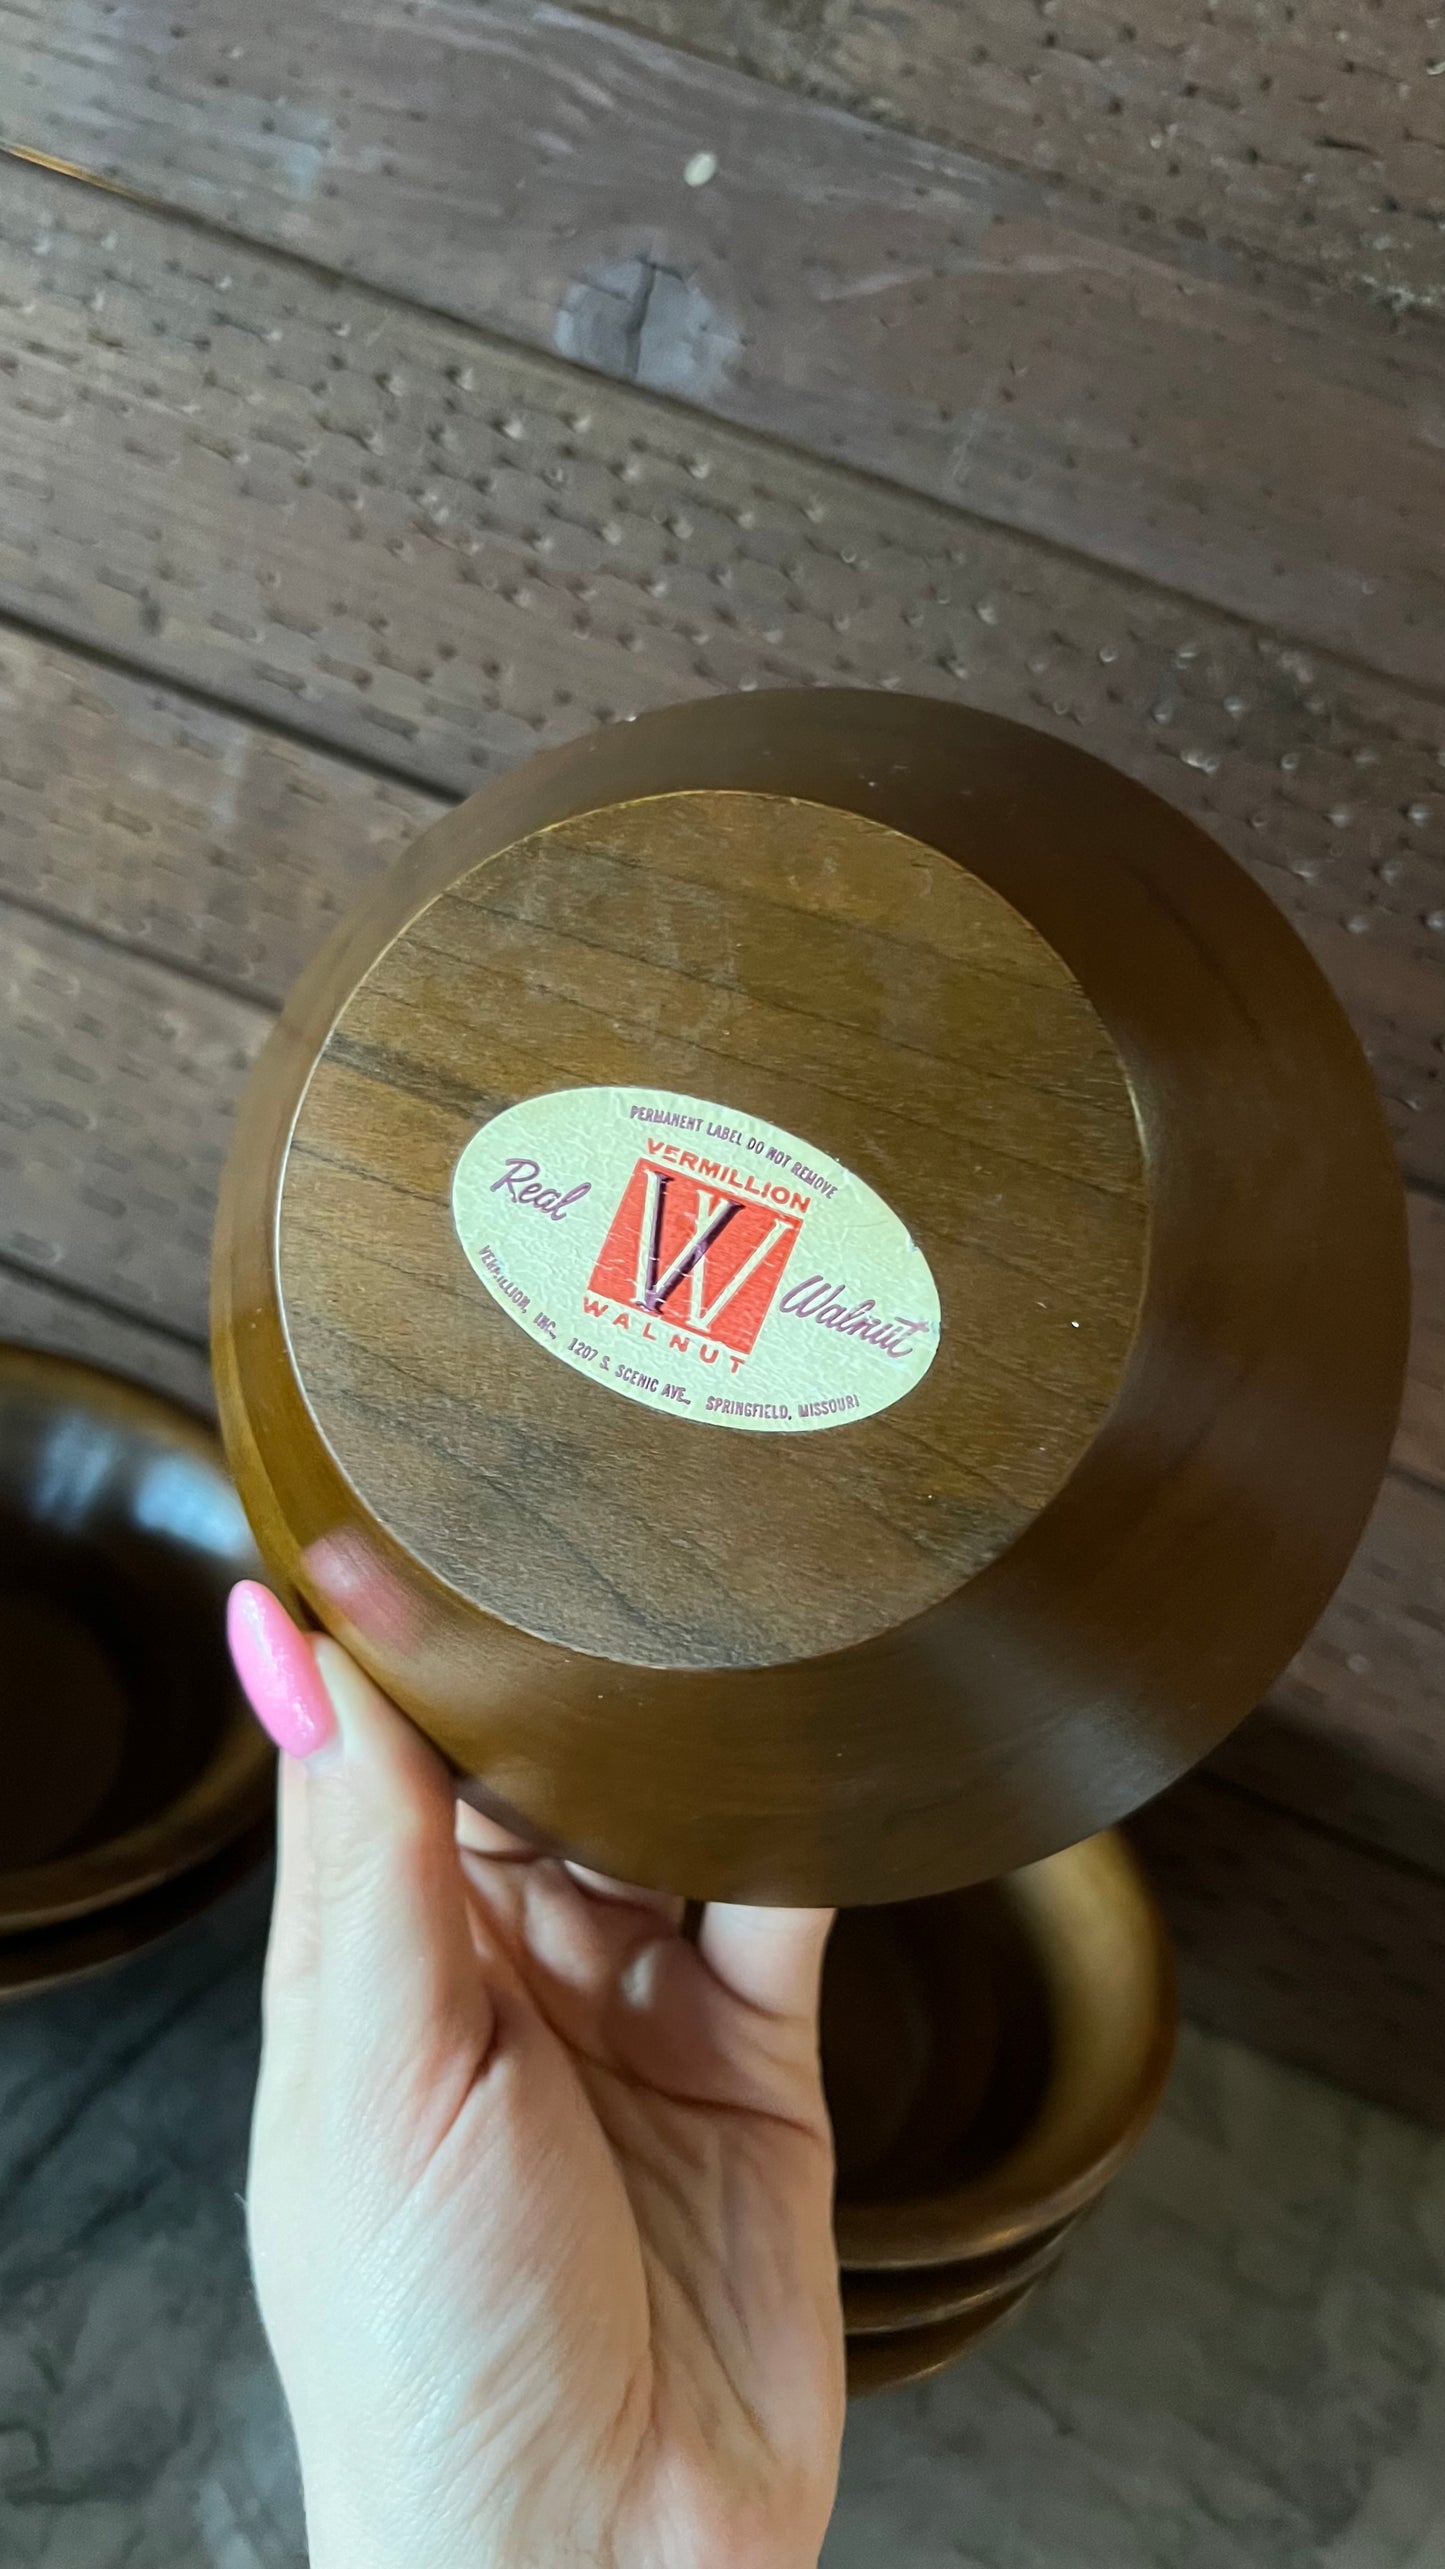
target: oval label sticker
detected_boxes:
[451,1086,940,1433]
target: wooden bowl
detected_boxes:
[840,2220,1075,2337]
[845,2277,1041,2398]
[832,1832,1176,2270]
[0,1345,274,1932]
[212,689,1407,1906]
[822,1888,1004,2203]
[0,1821,272,2004]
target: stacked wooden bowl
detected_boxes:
[0,1345,274,2001]
[825,1832,1175,2393]
[208,688,1403,2389]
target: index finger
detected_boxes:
[696,1904,834,2022]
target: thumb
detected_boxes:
[304,1638,495,2092]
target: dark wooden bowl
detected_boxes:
[213,689,1408,1905]
[844,2276,1041,2397]
[0,1821,272,2004]
[840,2220,1075,2337]
[831,1832,1176,2270]
[0,1345,274,1932]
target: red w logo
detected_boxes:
[588,1161,802,1356]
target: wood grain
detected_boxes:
[584,0,1445,317]
[0,1262,213,1412]
[282,787,1149,1670]
[2,2,1443,689]
[0,624,442,999]
[0,161,1440,1192]
[0,911,269,1333]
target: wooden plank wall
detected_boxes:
[582,0,1445,312]
[2,0,1442,694]
[0,0,1440,2106]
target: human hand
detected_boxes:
[227,1584,844,2569]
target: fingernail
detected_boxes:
[227,1581,338,1762]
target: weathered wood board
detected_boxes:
[1,0,1442,688]
[581,0,1445,315]
[0,161,1440,1189]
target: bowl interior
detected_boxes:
[828,1832,1176,2267]
[824,1877,1052,2201]
[0,1347,271,1928]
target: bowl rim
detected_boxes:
[0,1817,273,2001]
[845,2273,1041,2396]
[0,1342,275,1931]
[833,1830,1177,2268]
[840,2213,1075,2333]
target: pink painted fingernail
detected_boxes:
[227,1581,338,1762]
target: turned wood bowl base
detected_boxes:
[214,692,1408,1908]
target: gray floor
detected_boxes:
[3,1879,1443,2569]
